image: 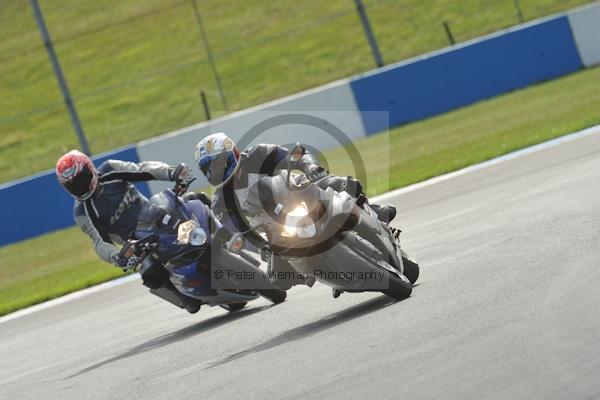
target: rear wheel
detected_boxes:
[400,250,419,284]
[220,302,247,312]
[258,289,287,304]
[184,303,201,314]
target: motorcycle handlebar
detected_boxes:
[125,234,159,261]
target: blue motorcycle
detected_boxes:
[131,184,287,314]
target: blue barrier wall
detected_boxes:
[2,7,596,247]
[0,146,150,247]
[350,15,583,135]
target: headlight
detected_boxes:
[177,220,207,246]
[189,227,207,246]
[296,217,316,238]
[282,202,316,238]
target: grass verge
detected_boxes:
[1,66,599,316]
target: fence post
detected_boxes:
[513,0,525,23]
[353,0,384,68]
[191,0,229,111]
[443,21,455,45]
[200,90,211,120]
[29,0,91,155]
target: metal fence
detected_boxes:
[0,0,593,183]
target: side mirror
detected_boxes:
[226,232,245,253]
[289,144,306,163]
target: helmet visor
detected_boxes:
[200,153,238,187]
[199,156,212,177]
[63,166,95,199]
[207,155,227,186]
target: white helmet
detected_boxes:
[194,133,240,187]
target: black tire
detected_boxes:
[384,273,412,300]
[184,303,201,314]
[258,289,287,304]
[220,302,247,312]
[400,250,419,284]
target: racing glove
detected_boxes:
[170,163,194,195]
[306,165,328,182]
[114,241,143,272]
[170,163,194,185]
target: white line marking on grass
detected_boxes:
[2,124,599,323]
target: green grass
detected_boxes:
[0,228,124,316]
[0,0,593,183]
[1,66,598,316]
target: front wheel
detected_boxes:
[400,250,419,284]
[220,302,247,312]
[384,273,412,300]
[258,289,287,304]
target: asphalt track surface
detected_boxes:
[2,130,600,400]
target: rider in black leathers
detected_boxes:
[194,133,396,288]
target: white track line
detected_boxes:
[2,124,599,324]
[0,273,140,324]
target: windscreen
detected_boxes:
[246,174,292,221]
[247,172,324,225]
[137,191,188,233]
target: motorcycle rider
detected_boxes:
[55,150,199,311]
[193,132,396,288]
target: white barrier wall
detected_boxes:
[137,80,368,194]
[568,2,600,67]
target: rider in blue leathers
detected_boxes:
[56,150,198,311]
